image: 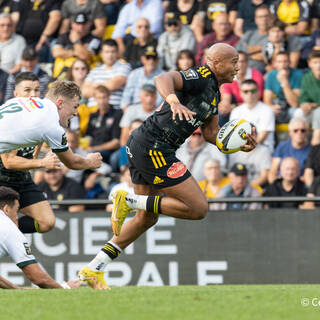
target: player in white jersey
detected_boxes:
[0,186,80,289]
[0,79,102,233]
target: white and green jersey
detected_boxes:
[0,210,36,268]
[0,97,68,154]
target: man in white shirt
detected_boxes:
[230,79,275,153]
[0,186,79,289]
[0,79,102,233]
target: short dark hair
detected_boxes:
[0,186,19,209]
[255,4,270,15]
[101,39,118,50]
[275,51,289,59]
[309,50,320,60]
[269,19,286,31]
[94,85,110,96]
[15,72,39,87]
[241,79,258,87]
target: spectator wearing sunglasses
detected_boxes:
[122,18,158,70]
[230,79,275,153]
[268,117,310,184]
[120,45,164,111]
[157,12,196,71]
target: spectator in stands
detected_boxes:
[121,45,164,110]
[38,168,86,213]
[166,0,199,26]
[176,49,195,71]
[112,0,164,55]
[296,50,320,145]
[305,170,320,209]
[120,84,157,146]
[157,12,196,71]
[270,0,310,37]
[304,144,320,187]
[192,0,238,43]
[176,128,227,181]
[228,144,271,187]
[5,47,50,101]
[268,117,310,183]
[122,17,158,70]
[59,0,106,39]
[236,5,272,73]
[311,0,320,33]
[82,39,131,109]
[11,0,61,63]
[230,79,275,153]
[0,67,8,104]
[0,13,26,73]
[263,19,302,72]
[84,86,122,169]
[212,163,263,210]
[234,0,273,37]
[52,12,101,79]
[66,58,89,98]
[264,52,303,123]
[219,51,264,116]
[264,157,308,208]
[198,159,230,209]
[195,12,239,66]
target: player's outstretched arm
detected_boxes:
[202,115,220,145]
[154,72,196,121]
[1,150,61,171]
[22,263,80,289]
[56,148,102,170]
[0,275,21,289]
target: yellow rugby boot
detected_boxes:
[78,266,110,290]
[111,190,133,236]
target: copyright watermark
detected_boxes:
[301,298,320,307]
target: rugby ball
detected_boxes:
[216,119,252,154]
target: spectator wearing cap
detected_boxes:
[112,0,163,56]
[176,127,227,181]
[121,45,164,110]
[157,11,196,71]
[264,157,308,209]
[212,163,263,211]
[120,84,157,146]
[11,0,61,63]
[122,17,158,70]
[59,0,106,39]
[4,46,50,101]
[0,13,26,73]
[0,1,14,15]
[195,12,239,66]
[52,12,101,64]
[82,39,131,109]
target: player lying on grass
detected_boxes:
[0,186,80,289]
[79,43,257,289]
[0,78,102,233]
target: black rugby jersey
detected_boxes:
[0,147,34,183]
[132,65,220,150]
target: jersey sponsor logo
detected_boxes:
[153,176,164,184]
[23,242,32,255]
[181,69,199,80]
[211,97,216,106]
[167,162,187,179]
[149,150,167,169]
[126,146,133,158]
[61,133,67,145]
[29,98,44,109]
[197,66,211,78]
[187,118,203,128]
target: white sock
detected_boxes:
[88,251,112,272]
[125,193,148,210]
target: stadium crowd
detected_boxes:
[2,0,320,210]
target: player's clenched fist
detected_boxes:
[86,152,103,169]
[42,152,61,170]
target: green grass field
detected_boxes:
[1,285,320,320]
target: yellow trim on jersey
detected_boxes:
[197,66,212,78]
[149,150,167,168]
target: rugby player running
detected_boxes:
[79,43,257,289]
